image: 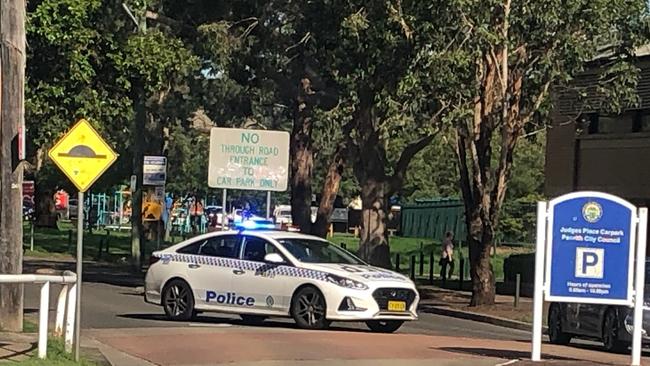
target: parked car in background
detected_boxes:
[229,208,265,224]
[548,261,650,353]
[23,199,34,221]
[273,205,292,224]
[205,206,224,222]
[69,199,78,219]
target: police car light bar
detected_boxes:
[235,220,276,231]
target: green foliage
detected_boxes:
[403,132,461,201]
[164,123,209,195]
[17,337,97,365]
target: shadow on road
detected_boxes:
[116,313,372,333]
[0,342,35,361]
[24,259,144,288]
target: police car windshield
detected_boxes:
[277,239,363,264]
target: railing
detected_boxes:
[0,272,77,359]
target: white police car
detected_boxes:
[144,225,419,333]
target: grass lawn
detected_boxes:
[15,338,96,366]
[22,222,532,280]
[23,319,38,333]
[331,233,533,281]
[23,221,164,263]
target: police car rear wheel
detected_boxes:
[291,286,329,330]
[163,279,195,321]
[365,320,404,333]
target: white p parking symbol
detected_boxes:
[575,247,604,279]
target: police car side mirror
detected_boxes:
[264,253,284,264]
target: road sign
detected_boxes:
[208,128,290,191]
[545,192,635,305]
[48,118,118,361]
[48,119,117,193]
[531,191,648,365]
[143,156,167,186]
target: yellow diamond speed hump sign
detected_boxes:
[48,119,118,192]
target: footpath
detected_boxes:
[417,284,543,332]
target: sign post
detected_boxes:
[531,191,647,365]
[48,119,117,361]
[632,208,647,366]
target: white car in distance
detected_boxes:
[144,227,419,333]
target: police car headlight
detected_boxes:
[326,274,368,290]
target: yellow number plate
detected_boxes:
[387,301,406,312]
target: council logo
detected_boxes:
[582,201,603,223]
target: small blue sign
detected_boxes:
[143,156,167,186]
[546,192,635,305]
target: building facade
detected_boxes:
[545,56,650,209]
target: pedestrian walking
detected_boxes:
[189,193,204,234]
[439,231,455,282]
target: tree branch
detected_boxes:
[520,80,551,125]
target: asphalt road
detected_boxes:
[20,265,650,365]
[24,281,531,341]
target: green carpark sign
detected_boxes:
[208,127,290,191]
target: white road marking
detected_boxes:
[494,360,518,366]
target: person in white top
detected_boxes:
[440,231,455,282]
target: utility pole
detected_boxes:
[124,2,147,269]
[0,0,25,331]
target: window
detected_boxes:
[198,235,242,258]
[598,113,635,134]
[177,241,202,254]
[242,236,279,262]
[276,238,364,264]
[583,111,650,135]
[640,113,650,132]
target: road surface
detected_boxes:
[20,261,650,365]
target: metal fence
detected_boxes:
[0,272,77,359]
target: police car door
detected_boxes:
[233,235,289,313]
[190,235,242,309]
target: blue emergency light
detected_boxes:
[235,220,276,230]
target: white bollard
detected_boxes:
[38,281,50,359]
[55,284,68,337]
[64,283,77,353]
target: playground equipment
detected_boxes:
[103,191,131,231]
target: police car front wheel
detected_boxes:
[366,320,404,333]
[291,286,330,330]
[162,279,195,321]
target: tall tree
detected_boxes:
[26,0,135,227]
[448,0,649,305]
[328,1,464,267]
[160,0,344,236]
[0,0,25,331]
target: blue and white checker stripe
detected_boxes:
[168,253,329,282]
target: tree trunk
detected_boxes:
[34,184,56,227]
[357,177,391,268]
[0,0,25,331]
[467,210,496,306]
[312,146,345,238]
[289,80,314,233]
